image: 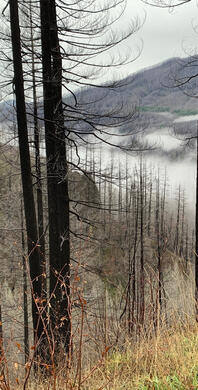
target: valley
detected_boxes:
[0,56,198,388]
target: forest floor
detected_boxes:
[9,320,198,390]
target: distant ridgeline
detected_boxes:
[1,56,198,136]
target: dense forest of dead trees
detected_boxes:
[0,140,195,383]
[0,0,196,386]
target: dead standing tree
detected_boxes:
[9,0,44,354]
[38,0,143,358]
[141,0,198,319]
[39,0,71,356]
[3,0,144,366]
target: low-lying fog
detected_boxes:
[0,123,196,219]
[82,125,196,218]
[144,127,196,210]
[145,128,182,151]
[144,127,196,212]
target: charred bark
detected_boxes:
[9,0,43,352]
[39,0,71,354]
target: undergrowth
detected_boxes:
[8,320,198,390]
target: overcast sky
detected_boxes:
[0,0,197,80]
[120,0,198,75]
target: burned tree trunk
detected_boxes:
[29,0,46,296]
[39,0,71,354]
[50,0,71,351]
[139,158,145,328]
[9,0,43,350]
[21,199,29,366]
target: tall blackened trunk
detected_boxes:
[132,187,139,333]
[175,186,181,255]
[148,172,152,237]
[118,161,122,221]
[179,194,185,258]
[50,0,71,350]
[39,0,71,353]
[185,224,189,268]
[29,1,46,297]
[156,175,162,323]
[160,172,166,242]
[21,199,29,366]
[9,0,44,354]
[139,158,145,328]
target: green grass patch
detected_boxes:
[98,323,198,390]
[139,106,170,113]
[173,109,198,116]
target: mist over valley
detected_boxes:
[0,56,197,217]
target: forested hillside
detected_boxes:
[1,56,198,136]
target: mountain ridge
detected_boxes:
[1,56,198,133]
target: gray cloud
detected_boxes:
[123,0,198,74]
